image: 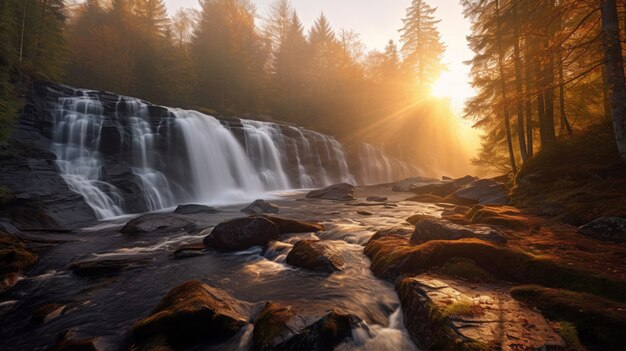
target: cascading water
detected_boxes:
[51,96,125,219]
[50,92,418,219]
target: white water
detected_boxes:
[51,93,418,219]
[51,97,125,218]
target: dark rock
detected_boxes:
[0,232,37,279]
[173,204,219,215]
[50,329,99,351]
[397,276,564,350]
[370,227,414,241]
[241,199,279,214]
[71,258,152,278]
[357,210,373,216]
[453,179,509,205]
[32,303,65,324]
[286,240,343,273]
[121,214,194,235]
[411,218,507,244]
[306,183,355,201]
[409,175,477,197]
[253,302,357,351]
[203,217,279,251]
[366,196,387,202]
[579,217,626,243]
[262,215,324,234]
[172,244,207,259]
[132,280,248,349]
[392,177,438,192]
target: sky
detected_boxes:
[165,0,475,114]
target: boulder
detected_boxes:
[411,218,507,244]
[203,217,279,251]
[453,179,509,205]
[306,183,355,201]
[286,240,344,273]
[370,227,414,241]
[357,210,373,216]
[253,302,357,351]
[409,175,477,197]
[71,258,152,278]
[262,215,324,234]
[241,200,279,214]
[173,204,219,215]
[579,217,626,243]
[121,214,194,235]
[392,176,438,192]
[397,275,565,350]
[133,280,248,349]
[366,196,387,202]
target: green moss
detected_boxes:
[442,300,482,318]
[364,236,626,302]
[510,285,626,351]
[512,122,626,225]
[558,322,585,351]
[442,257,495,282]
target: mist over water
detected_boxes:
[50,92,419,219]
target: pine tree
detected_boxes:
[399,0,445,88]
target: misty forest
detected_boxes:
[0,0,625,350]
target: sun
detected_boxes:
[430,72,453,98]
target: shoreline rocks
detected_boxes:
[173,204,219,215]
[121,214,195,235]
[203,217,279,251]
[286,240,344,273]
[411,217,507,244]
[306,183,355,201]
[241,200,279,215]
[132,280,249,349]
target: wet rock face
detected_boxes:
[579,217,626,243]
[121,214,195,235]
[306,183,356,201]
[397,276,565,351]
[173,204,219,215]
[253,302,357,351]
[203,217,279,251]
[241,200,279,215]
[411,218,507,244]
[286,240,344,273]
[132,280,248,349]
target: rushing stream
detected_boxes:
[0,187,439,350]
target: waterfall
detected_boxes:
[51,97,125,219]
[50,92,418,219]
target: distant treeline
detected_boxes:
[462,0,626,172]
[2,0,479,176]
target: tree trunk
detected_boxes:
[513,1,528,161]
[495,0,517,173]
[542,47,557,147]
[524,39,534,157]
[601,0,626,162]
[558,61,573,136]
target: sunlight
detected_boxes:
[430,73,450,98]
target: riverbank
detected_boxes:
[0,176,624,350]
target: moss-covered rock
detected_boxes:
[132,280,248,349]
[511,285,626,351]
[364,235,626,302]
[397,275,564,350]
[252,302,357,351]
